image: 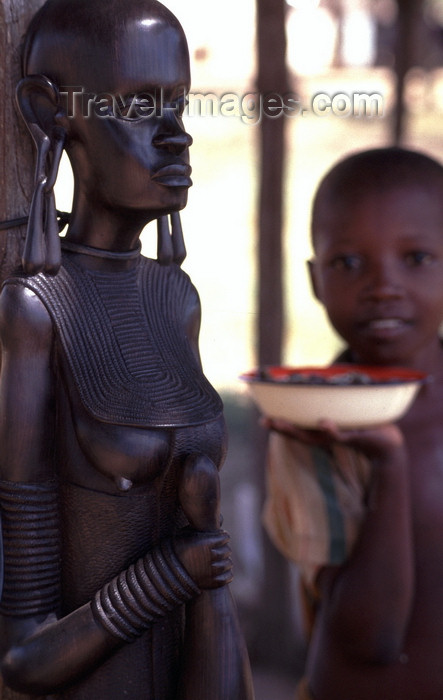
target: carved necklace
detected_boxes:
[60,238,142,260]
[8,252,223,427]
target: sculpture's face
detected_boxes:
[60,14,192,218]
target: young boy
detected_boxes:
[263,147,443,700]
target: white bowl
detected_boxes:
[240,365,427,429]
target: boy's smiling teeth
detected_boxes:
[368,319,404,329]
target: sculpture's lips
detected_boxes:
[152,164,192,187]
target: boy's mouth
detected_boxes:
[360,318,411,341]
[367,318,406,330]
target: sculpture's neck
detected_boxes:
[64,190,155,255]
[60,238,142,272]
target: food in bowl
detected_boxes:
[240,364,427,429]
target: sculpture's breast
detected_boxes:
[73,401,173,488]
[60,380,227,492]
[7,252,226,490]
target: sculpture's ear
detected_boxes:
[16,74,65,143]
[16,75,66,276]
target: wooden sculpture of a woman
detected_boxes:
[0,1,254,698]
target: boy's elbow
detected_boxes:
[365,637,405,666]
[328,609,407,666]
[343,629,406,667]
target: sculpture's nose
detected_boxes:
[153,129,193,155]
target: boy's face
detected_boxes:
[309,185,443,368]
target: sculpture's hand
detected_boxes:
[174,529,233,589]
[176,454,232,589]
[177,458,254,700]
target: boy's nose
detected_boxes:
[364,262,404,300]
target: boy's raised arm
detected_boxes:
[311,423,414,665]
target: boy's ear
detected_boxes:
[16,74,66,149]
[307,259,322,302]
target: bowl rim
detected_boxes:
[240,363,428,386]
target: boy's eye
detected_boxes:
[404,251,434,267]
[329,254,363,271]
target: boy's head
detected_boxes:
[311,147,443,251]
[308,147,443,367]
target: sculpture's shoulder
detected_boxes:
[0,276,53,351]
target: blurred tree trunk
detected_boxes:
[256,0,287,366]
[328,0,344,68]
[253,0,300,672]
[392,0,424,143]
[0,0,45,287]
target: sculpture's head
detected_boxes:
[17,0,192,273]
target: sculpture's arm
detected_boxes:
[0,283,56,483]
[177,455,255,700]
[0,284,232,695]
[1,536,227,695]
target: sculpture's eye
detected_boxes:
[118,94,156,120]
[169,94,188,118]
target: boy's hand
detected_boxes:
[316,419,406,461]
[263,416,405,461]
[261,416,336,448]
